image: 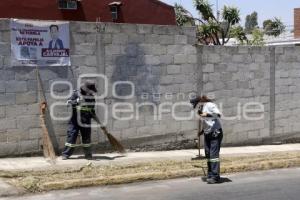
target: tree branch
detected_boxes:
[223,23,231,44]
[209,34,217,45]
[214,32,221,45]
[193,18,206,24]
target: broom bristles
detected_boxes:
[107,133,126,153]
[101,127,126,153]
[40,102,56,161]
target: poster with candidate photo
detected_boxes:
[10,19,71,66]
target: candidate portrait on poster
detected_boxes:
[10,19,71,66]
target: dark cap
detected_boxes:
[190,95,213,108]
[80,81,97,94]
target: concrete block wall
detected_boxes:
[200,46,300,146]
[66,22,199,151]
[98,22,199,150]
[0,19,199,156]
[201,46,271,145]
[0,19,42,156]
[274,47,300,138]
[1,18,300,157]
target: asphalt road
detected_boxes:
[3,168,300,200]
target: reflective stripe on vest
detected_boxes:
[77,106,93,112]
[208,158,220,162]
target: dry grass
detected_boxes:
[2,151,300,193]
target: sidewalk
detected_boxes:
[1,143,300,172]
[0,143,299,196]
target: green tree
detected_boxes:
[175,0,242,45]
[263,19,272,30]
[230,25,248,45]
[230,26,264,46]
[263,18,285,37]
[249,28,264,46]
[174,3,195,26]
[245,12,258,34]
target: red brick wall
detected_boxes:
[0,0,176,25]
[294,8,300,38]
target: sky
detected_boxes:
[161,0,300,30]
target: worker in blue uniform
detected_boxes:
[62,81,97,160]
[191,95,223,184]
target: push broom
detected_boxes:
[36,67,60,162]
[92,114,126,154]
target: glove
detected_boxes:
[198,109,203,115]
[212,129,221,137]
[66,100,72,105]
[198,131,204,136]
[76,97,81,104]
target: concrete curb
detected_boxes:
[0,178,25,197]
[1,151,299,196]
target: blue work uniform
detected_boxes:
[200,102,223,181]
[62,90,96,158]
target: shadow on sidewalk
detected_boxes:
[191,155,206,160]
[64,155,126,161]
[201,177,233,184]
[76,155,126,161]
[216,177,233,184]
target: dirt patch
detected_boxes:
[2,151,300,193]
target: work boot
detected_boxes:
[61,155,69,160]
[207,178,219,184]
[201,177,208,182]
[85,154,93,160]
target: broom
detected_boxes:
[192,103,205,160]
[40,101,57,161]
[36,67,59,162]
[93,115,126,154]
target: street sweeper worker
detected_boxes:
[62,81,98,160]
[190,95,223,184]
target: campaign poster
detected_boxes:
[10,19,71,66]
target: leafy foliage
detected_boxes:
[223,5,241,25]
[230,26,248,45]
[249,28,264,46]
[175,1,284,45]
[230,26,264,46]
[175,0,241,45]
[174,3,195,26]
[263,18,285,37]
[245,12,258,34]
[194,0,215,21]
[263,19,273,30]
